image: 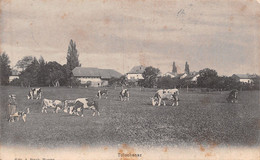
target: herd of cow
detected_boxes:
[7,87,238,123]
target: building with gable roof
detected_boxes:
[72,67,122,87]
[126,65,145,80]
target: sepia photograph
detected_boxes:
[0,0,259,159]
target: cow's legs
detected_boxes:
[163,101,166,106]
[158,98,161,106]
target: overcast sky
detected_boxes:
[1,0,259,76]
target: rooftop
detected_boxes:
[128,65,146,74]
[72,67,122,79]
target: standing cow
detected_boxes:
[119,89,130,101]
[72,98,100,117]
[96,89,108,99]
[27,88,42,99]
[63,100,76,114]
[151,89,179,106]
[41,98,63,113]
[226,89,238,103]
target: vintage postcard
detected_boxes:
[0,0,259,159]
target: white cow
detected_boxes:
[72,98,100,117]
[151,89,179,106]
[41,98,63,113]
[119,89,130,101]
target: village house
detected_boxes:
[232,74,257,84]
[126,65,145,80]
[162,72,176,78]
[72,67,122,87]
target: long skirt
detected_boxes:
[8,105,17,116]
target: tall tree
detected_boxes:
[66,39,80,86]
[172,62,177,74]
[185,61,190,74]
[15,56,34,71]
[0,52,12,85]
[142,66,160,88]
[20,57,39,87]
[45,61,66,87]
[37,56,48,86]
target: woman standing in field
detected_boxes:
[8,94,17,122]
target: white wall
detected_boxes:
[126,73,144,80]
[9,76,19,82]
[239,79,253,83]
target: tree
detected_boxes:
[15,56,34,71]
[185,61,190,74]
[45,62,66,87]
[197,68,218,88]
[172,62,177,74]
[19,57,39,87]
[37,56,48,86]
[0,52,12,85]
[66,39,80,86]
[142,66,160,88]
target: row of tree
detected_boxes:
[0,40,80,87]
[117,67,259,90]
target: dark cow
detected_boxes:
[27,88,42,99]
[119,89,129,101]
[72,98,100,117]
[151,89,179,106]
[96,89,108,99]
[226,89,238,103]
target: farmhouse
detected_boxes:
[126,65,145,80]
[232,74,257,84]
[9,69,20,82]
[72,67,122,87]
[162,72,176,78]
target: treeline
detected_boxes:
[115,67,260,91]
[1,40,80,87]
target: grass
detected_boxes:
[0,86,259,148]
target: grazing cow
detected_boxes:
[119,89,129,101]
[72,98,100,117]
[63,100,76,114]
[27,88,42,99]
[96,89,108,99]
[151,89,179,106]
[8,111,27,122]
[226,89,238,103]
[41,98,63,113]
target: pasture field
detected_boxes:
[0,86,259,148]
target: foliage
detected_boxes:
[157,76,178,89]
[0,52,12,85]
[15,56,33,71]
[45,61,67,86]
[66,39,80,86]
[197,68,218,88]
[141,66,160,88]
[19,57,39,87]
